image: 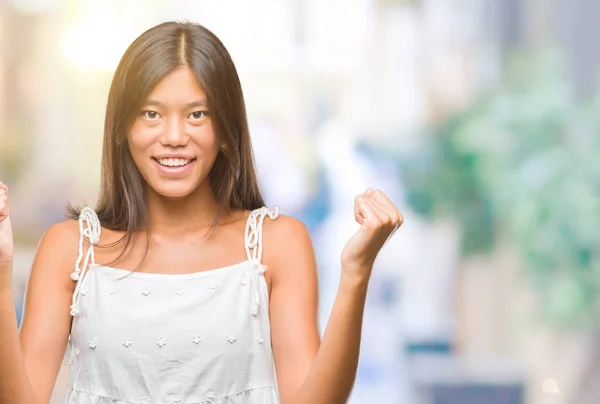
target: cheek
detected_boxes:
[127,124,155,160]
[192,122,220,156]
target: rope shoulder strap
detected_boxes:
[244,206,279,316]
[70,207,101,316]
[244,206,279,264]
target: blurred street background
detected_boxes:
[2,0,600,403]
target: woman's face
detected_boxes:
[128,66,219,199]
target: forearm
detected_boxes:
[0,261,34,404]
[295,272,370,404]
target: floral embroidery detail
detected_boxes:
[89,339,97,349]
[141,287,151,296]
[175,288,185,296]
[157,337,167,348]
[208,283,219,291]
[192,336,201,344]
[67,358,72,365]
[73,348,80,356]
[109,288,116,295]
[80,286,88,296]
[257,335,265,344]
[123,338,132,348]
[141,397,150,404]
[171,397,181,403]
[227,334,237,344]
[207,394,216,402]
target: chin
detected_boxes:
[150,182,199,200]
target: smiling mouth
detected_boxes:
[152,157,197,167]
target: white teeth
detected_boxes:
[157,158,192,167]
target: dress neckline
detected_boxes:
[89,259,252,280]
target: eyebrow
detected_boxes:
[143,99,208,109]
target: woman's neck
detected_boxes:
[145,181,223,235]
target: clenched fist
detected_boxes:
[340,188,403,282]
[0,182,13,264]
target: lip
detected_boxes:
[152,157,196,177]
[152,154,196,160]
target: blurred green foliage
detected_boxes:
[402,51,600,329]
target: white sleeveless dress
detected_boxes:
[63,206,281,404]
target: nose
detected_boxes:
[160,119,189,147]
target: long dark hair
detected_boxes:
[67,21,264,263]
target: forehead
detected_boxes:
[145,66,207,104]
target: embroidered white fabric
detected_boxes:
[64,207,280,404]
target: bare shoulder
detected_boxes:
[263,213,309,239]
[263,214,312,253]
[39,219,80,245]
[261,213,316,280]
[32,219,81,279]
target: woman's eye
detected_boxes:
[189,111,208,119]
[142,111,160,119]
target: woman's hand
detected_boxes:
[340,188,403,284]
[0,182,13,265]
